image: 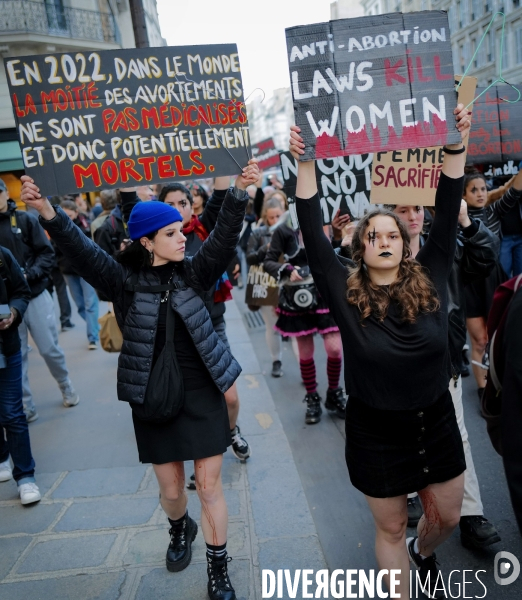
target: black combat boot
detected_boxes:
[166,513,198,572]
[304,392,322,424]
[207,555,236,600]
[324,387,347,419]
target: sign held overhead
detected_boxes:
[285,11,460,160]
[4,45,251,194]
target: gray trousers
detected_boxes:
[19,290,70,412]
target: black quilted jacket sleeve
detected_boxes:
[39,207,127,303]
[185,188,249,292]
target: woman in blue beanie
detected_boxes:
[20,159,259,600]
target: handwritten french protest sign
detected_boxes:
[285,11,460,160]
[4,45,250,195]
[467,85,522,165]
[280,150,372,224]
[251,138,280,170]
[370,76,477,205]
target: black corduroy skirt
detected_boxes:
[132,384,231,464]
[345,391,466,498]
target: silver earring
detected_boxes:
[149,250,154,265]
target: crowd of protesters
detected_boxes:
[1,107,522,600]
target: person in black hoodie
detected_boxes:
[0,245,40,505]
[0,178,79,423]
[20,160,258,600]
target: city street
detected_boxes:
[0,292,521,599]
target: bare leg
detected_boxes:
[365,494,410,599]
[224,382,239,430]
[417,473,465,556]
[466,317,488,389]
[194,454,228,546]
[152,461,187,520]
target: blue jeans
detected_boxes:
[0,351,36,484]
[64,274,100,343]
[500,234,522,278]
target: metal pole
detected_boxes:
[128,0,149,48]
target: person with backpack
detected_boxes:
[0,178,79,423]
[0,245,41,504]
[20,159,259,600]
[289,104,470,600]
[94,197,128,257]
[90,190,118,238]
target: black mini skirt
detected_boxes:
[345,391,465,498]
[132,384,231,464]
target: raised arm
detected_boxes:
[416,104,470,278]
[199,176,229,234]
[20,176,126,302]
[488,170,522,219]
[289,127,347,303]
[189,161,259,290]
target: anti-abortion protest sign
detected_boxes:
[467,85,522,164]
[251,138,280,170]
[285,11,460,160]
[280,150,372,224]
[4,45,250,194]
[371,75,477,205]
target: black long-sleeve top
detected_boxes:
[296,172,464,411]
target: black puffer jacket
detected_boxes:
[40,188,248,404]
[0,199,55,298]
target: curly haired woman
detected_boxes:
[289,104,471,600]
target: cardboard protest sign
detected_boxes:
[4,45,250,194]
[245,265,279,306]
[251,138,280,170]
[370,75,476,205]
[285,11,460,160]
[280,150,372,224]
[467,85,522,164]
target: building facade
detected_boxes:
[330,0,365,19]
[0,0,165,198]
[359,0,522,86]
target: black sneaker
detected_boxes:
[324,387,346,419]
[271,360,283,378]
[230,425,251,460]
[166,515,198,572]
[304,393,322,424]
[186,473,196,490]
[61,322,75,332]
[407,536,445,599]
[207,555,236,600]
[407,496,423,527]
[460,515,501,549]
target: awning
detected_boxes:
[0,140,23,172]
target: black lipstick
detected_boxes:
[379,252,392,257]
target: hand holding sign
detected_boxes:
[20,175,56,221]
[235,158,260,190]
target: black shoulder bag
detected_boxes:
[130,282,185,423]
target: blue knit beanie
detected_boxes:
[127,201,183,240]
